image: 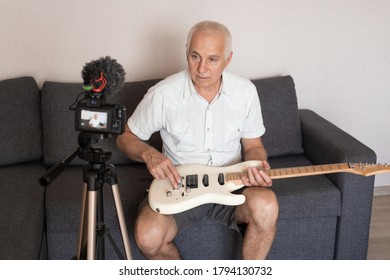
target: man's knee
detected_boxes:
[134,207,177,255]
[135,218,160,253]
[244,188,279,224]
[259,189,278,213]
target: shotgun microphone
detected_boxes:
[81,56,126,97]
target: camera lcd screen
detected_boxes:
[78,109,111,132]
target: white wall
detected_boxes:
[1,0,389,187]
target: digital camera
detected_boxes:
[74,98,126,135]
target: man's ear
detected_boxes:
[225,51,233,67]
[185,44,189,57]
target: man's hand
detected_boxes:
[241,160,272,187]
[143,149,182,189]
[117,126,181,189]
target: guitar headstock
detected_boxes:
[349,163,390,176]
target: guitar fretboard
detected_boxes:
[226,163,351,181]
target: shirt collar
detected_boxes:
[184,70,231,99]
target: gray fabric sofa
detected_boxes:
[0,75,376,260]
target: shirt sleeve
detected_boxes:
[127,86,163,141]
[241,83,266,139]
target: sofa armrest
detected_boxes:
[299,109,376,164]
[299,109,376,259]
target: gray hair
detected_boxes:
[186,21,232,59]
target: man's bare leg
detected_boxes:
[235,187,279,259]
[134,204,180,259]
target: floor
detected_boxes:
[367,194,390,260]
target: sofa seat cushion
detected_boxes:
[267,216,338,259]
[174,217,242,259]
[269,155,341,219]
[0,77,42,165]
[266,155,341,259]
[0,162,46,259]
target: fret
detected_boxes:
[330,164,339,170]
[229,172,241,181]
[322,165,331,171]
[314,165,323,172]
[338,163,349,170]
[305,166,313,173]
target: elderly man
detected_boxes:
[117,21,278,260]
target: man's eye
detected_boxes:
[191,54,200,61]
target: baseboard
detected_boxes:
[374,185,390,196]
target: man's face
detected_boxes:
[187,30,232,94]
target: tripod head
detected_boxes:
[77,132,112,164]
[39,132,112,187]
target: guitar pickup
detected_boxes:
[186,174,198,188]
[202,174,209,187]
[218,173,225,185]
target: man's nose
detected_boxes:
[197,60,207,73]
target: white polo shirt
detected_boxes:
[128,70,265,167]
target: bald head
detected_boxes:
[186,21,232,59]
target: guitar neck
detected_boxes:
[267,163,352,179]
[226,163,352,181]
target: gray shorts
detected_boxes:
[138,194,240,233]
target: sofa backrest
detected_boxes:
[40,79,162,166]
[0,77,42,166]
[38,75,303,166]
[253,75,303,157]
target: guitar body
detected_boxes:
[148,161,262,214]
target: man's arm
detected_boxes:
[241,137,272,187]
[116,125,181,188]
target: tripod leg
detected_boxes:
[87,189,98,260]
[111,184,133,260]
[96,186,106,260]
[76,183,88,260]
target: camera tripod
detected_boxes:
[40,132,132,260]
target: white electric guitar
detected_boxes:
[148,160,390,214]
